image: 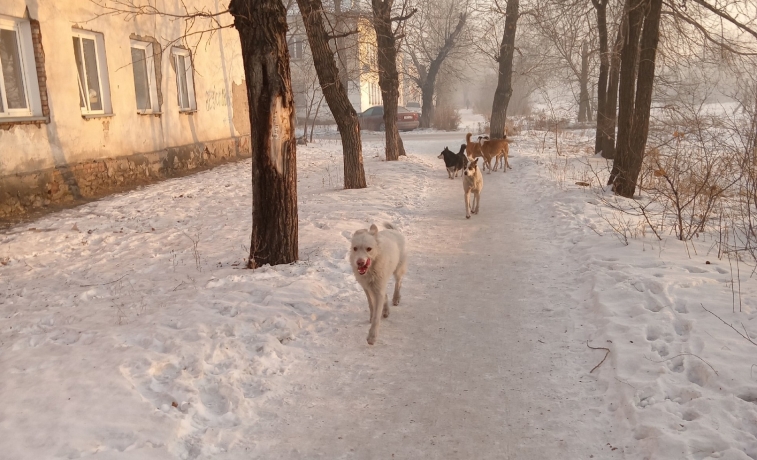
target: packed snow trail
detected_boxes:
[240,133,620,459]
[0,131,623,459]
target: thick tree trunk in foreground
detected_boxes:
[613,0,663,197]
[490,0,519,139]
[298,0,367,189]
[372,0,406,160]
[608,0,644,188]
[229,0,298,268]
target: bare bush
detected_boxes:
[432,106,462,131]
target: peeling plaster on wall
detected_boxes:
[232,81,251,135]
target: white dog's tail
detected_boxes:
[383,223,397,230]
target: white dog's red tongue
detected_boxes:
[358,258,371,275]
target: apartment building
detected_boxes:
[0,1,250,218]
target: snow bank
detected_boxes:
[514,128,757,459]
[0,141,434,459]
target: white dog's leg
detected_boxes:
[392,260,407,306]
[465,189,471,219]
[382,293,390,318]
[363,286,376,322]
[367,287,386,345]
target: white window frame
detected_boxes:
[0,15,42,119]
[72,28,112,116]
[172,47,196,112]
[129,40,159,114]
[289,36,303,61]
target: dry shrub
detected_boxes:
[505,119,520,136]
[432,106,461,131]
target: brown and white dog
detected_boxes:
[350,223,407,345]
[463,158,483,219]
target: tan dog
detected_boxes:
[481,137,511,173]
[463,158,483,219]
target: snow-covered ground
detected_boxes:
[1,126,756,459]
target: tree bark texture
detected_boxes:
[372,0,406,160]
[608,0,644,187]
[229,0,298,268]
[490,0,519,139]
[592,0,610,156]
[613,0,663,197]
[417,13,467,129]
[298,0,367,189]
[578,40,592,123]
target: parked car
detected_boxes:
[405,101,421,113]
[357,106,420,131]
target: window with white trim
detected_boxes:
[172,48,196,111]
[289,37,303,61]
[0,15,42,119]
[72,29,112,115]
[130,40,159,113]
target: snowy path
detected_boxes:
[241,136,618,459]
[8,129,756,459]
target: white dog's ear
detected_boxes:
[369,224,379,235]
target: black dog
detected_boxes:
[437,145,468,179]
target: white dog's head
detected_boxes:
[350,224,380,276]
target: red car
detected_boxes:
[358,106,420,131]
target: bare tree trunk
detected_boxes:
[613,0,663,197]
[420,76,435,128]
[578,40,591,123]
[417,13,467,129]
[608,0,644,187]
[229,0,298,268]
[298,0,367,188]
[490,0,519,139]
[310,94,324,143]
[372,0,409,160]
[592,0,610,155]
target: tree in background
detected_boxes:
[531,0,597,123]
[405,0,469,128]
[297,0,367,188]
[489,0,519,139]
[371,0,415,160]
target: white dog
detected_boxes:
[463,158,483,218]
[350,223,407,345]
